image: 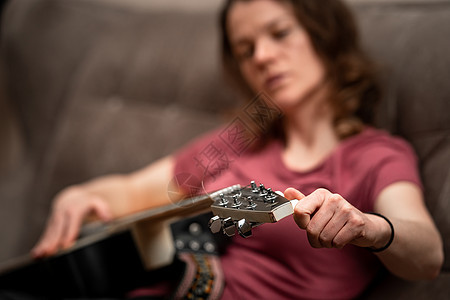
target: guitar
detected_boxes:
[0,182,293,298]
[0,185,240,298]
[208,181,298,238]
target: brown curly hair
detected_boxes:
[219,0,381,140]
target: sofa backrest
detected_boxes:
[0,0,240,258]
[354,1,450,271]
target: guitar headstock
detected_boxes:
[208,181,294,238]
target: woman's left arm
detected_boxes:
[285,182,444,280]
[372,181,444,280]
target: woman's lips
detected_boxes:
[264,74,286,91]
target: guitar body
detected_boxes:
[0,187,235,298]
[0,182,288,298]
[0,231,148,298]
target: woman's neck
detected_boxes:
[281,92,339,172]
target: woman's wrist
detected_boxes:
[366,212,395,252]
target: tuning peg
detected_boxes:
[222,217,236,237]
[208,215,222,234]
[251,180,259,193]
[218,193,228,206]
[231,194,242,208]
[246,196,257,209]
[265,188,277,203]
[259,183,268,196]
[236,219,252,238]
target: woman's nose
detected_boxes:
[253,37,277,65]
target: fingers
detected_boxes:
[292,188,328,229]
[62,207,84,249]
[306,193,345,248]
[62,195,112,246]
[91,198,113,222]
[31,190,112,258]
[332,217,365,249]
[31,212,67,258]
[291,188,367,249]
[283,187,305,201]
[308,198,361,248]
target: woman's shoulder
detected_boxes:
[336,127,422,206]
[343,126,414,153]
[338,126,418,167]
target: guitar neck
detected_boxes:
[99,185,242,233]
[0,185,241,275]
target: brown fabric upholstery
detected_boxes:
[0,0,448,298]
[355,2,450,268]
[354,2,450,298]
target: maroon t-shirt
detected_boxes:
[173,127,422,299]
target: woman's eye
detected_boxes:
[236,46,254,60]
[273,28,291,39]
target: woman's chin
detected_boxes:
[266,91,301,111]
[267,85,323,113]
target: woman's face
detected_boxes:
[227,0,327,110]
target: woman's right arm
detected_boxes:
[31,155,180,258]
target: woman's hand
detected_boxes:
[284,187,391,250]
[285,183,443,280]
[31,156,177,259]
[31,186,112,258]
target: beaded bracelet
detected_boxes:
[366,212,394,252]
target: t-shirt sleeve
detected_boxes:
[368,136,423,209]
[173,128,235,196]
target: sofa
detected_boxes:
[0,0,448,299]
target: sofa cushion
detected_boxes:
[354,1,450,270]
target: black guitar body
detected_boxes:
[0,215,213,299]
[0,185,248,299]
[0,231,149,299]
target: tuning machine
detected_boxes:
[222,217,236,237]
[208,215,222,234]
[208,216,254,238]
[236,219,252,238]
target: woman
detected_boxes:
[32,0,443,299]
